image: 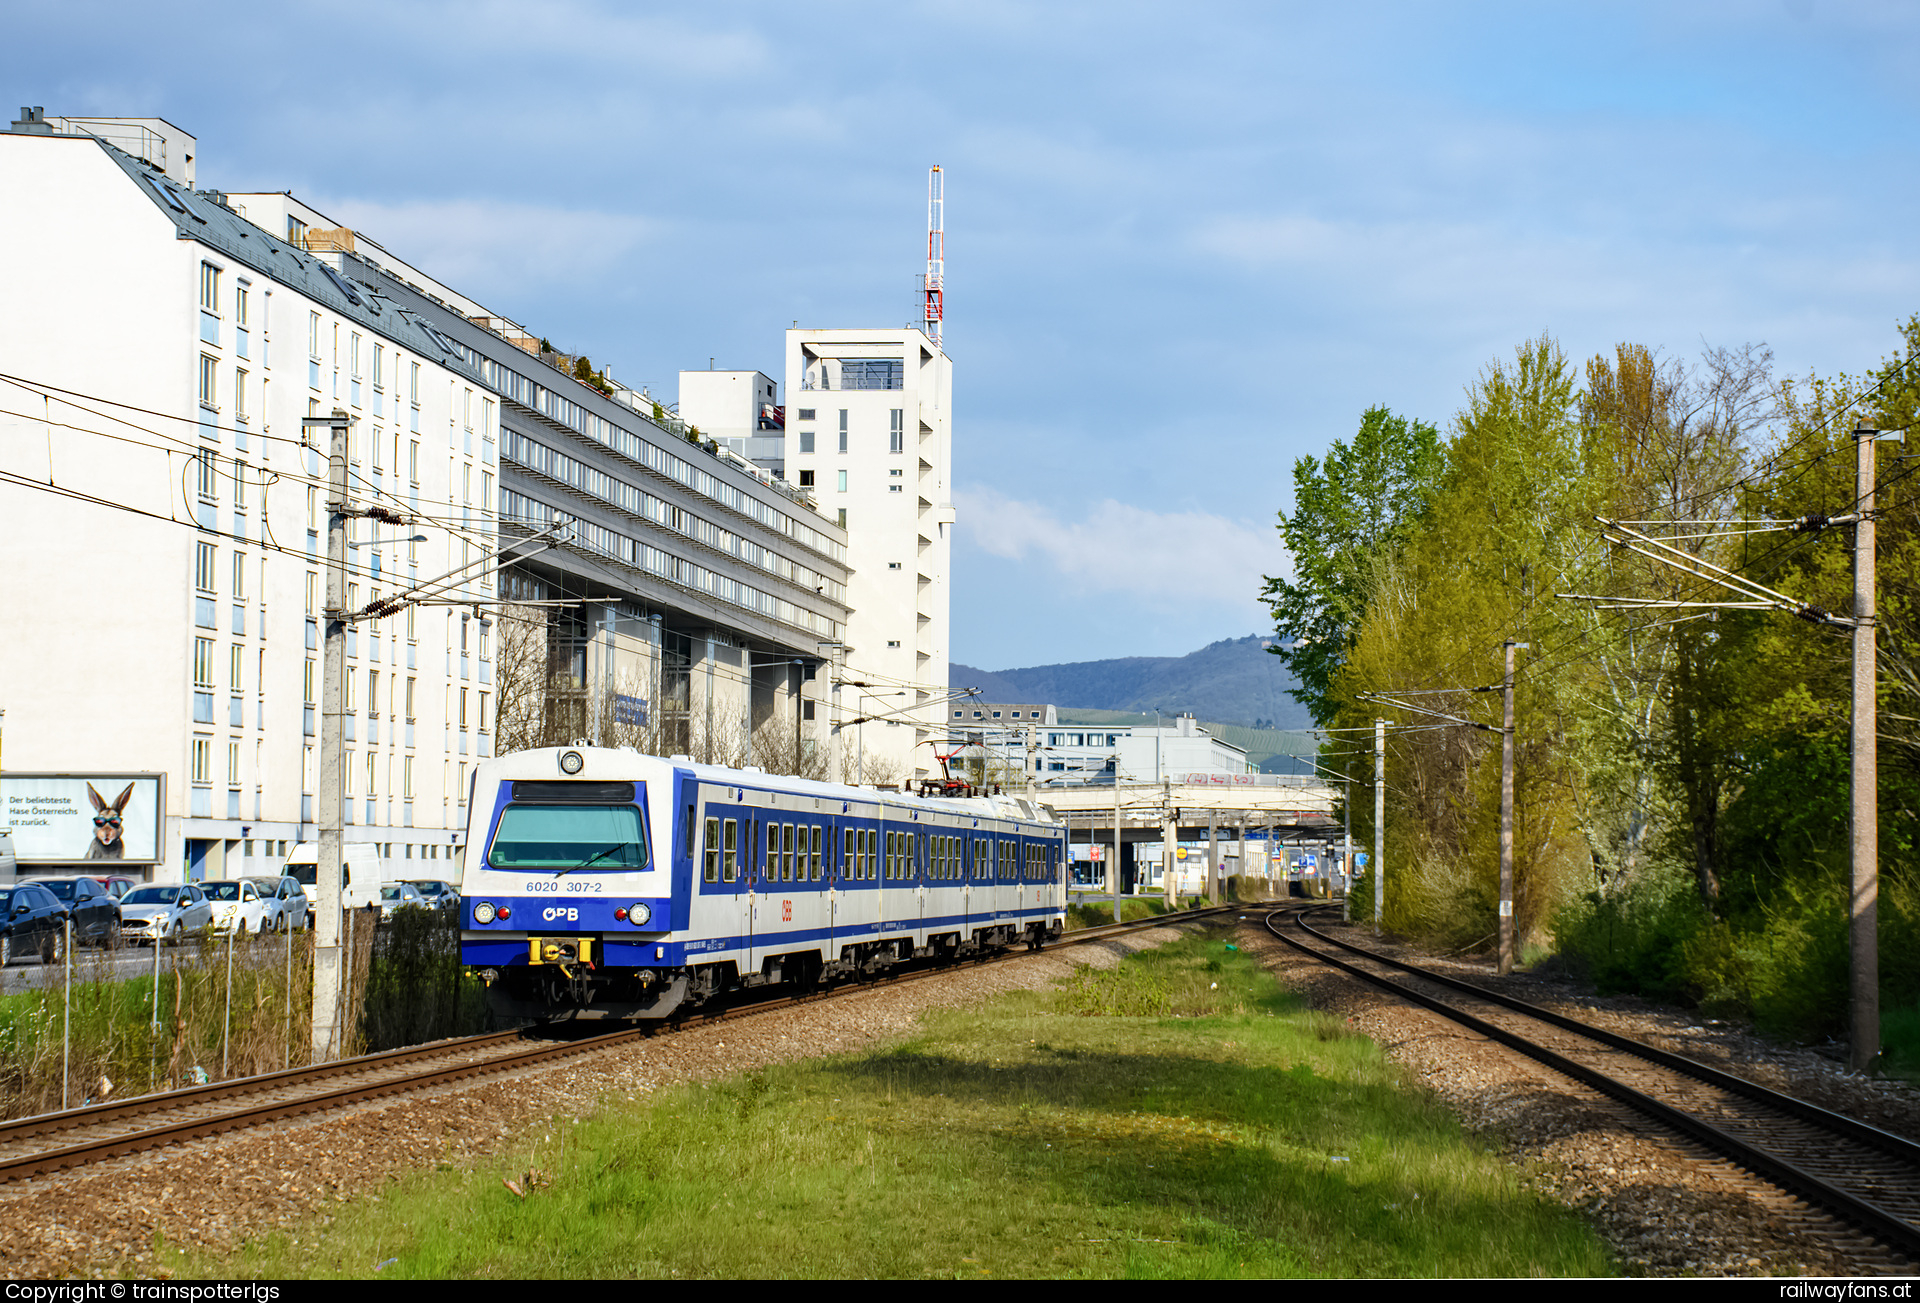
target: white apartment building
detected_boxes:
[0,118,499,883]
[677,369,785,473]
[782,328,954,783]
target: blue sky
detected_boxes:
[11,1,1920,668]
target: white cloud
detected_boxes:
[956,485,1287,609]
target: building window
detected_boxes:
[304,658,315,705]
[199,355,218,409]
[797,408,815,421]
[196,542,217,592]
[837,470,848,493]
[308,312,321,359]
[194,638,215,688]
[799,430,815,454]
[838,410,848,453]
[200,263,220,314]
[890,409,904,453]
[841,358,903,390]
[198,452,217,501]
[192,737,211,785]
[799,470,815,488]
[234,283,248,328]
[231,548,245,595]
[837,508,846,528]
[234,368,248,421]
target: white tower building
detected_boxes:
[784,328,953,783]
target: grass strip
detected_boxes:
[188,925,1614,1279]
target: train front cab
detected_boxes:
[463,764,695,1021]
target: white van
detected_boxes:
[283,842,385,911]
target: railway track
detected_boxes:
[0,903,1227,1185]
[1267,904,1920,1266]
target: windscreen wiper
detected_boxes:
[557,845,623,878]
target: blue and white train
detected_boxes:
[460,746,1069,1021]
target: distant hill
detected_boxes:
[950,634,1312,732]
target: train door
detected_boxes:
[744,801,763,975]
[795,817,827,965]
[749,799,778,974]
[826,819,842,960]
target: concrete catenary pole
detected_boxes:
[1852,423,1882,1073]
[1207,809,1219,906]
[309,408,353,1061]
[1111,758,1123,923]
[1162,803,1179,907]
[1343,760,1354,922]
[1500,640,1528,976]
[1373,718,1385,935]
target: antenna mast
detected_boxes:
[923,164,944,347]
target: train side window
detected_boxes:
[723,819,739,882]
[810,825,823,881]
[843,827,854,880]
[782,823,795,882]
[906,832,916,877]
[766,823,778,879]
[865,828,877,880]
[704,817,719,883]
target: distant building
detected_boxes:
[948,709,1251,785]
[782,327,954,783]
[950,703,1058,728]
[677,369,785,473]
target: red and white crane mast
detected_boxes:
[923,164,944,347]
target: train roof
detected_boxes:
[476,747,1063,829]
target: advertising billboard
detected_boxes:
[0,774,165,865]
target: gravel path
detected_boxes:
[1,928,1181,1280]
[1238,911,1920,1277]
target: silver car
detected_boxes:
[118,884,214,946]
[376,882,429,920]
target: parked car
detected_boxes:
[245,876,310,932]
[201,879,275,937]
[376,882,429,920]
[20,876,121,949]
[0,882,70,964]
[406,879,461,914]
[118,884,214,946]
[81,874,139,902]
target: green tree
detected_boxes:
[1262,406,1445,725]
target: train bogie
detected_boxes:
[460,746,1068,1022]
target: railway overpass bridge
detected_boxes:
[1029,775,1349,895]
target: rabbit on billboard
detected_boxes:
[86,782,135,860]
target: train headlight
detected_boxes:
[559,749,585,775]
[627,902,651,926]
[473,901,497,924]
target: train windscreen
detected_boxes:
[487,804,650,872]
